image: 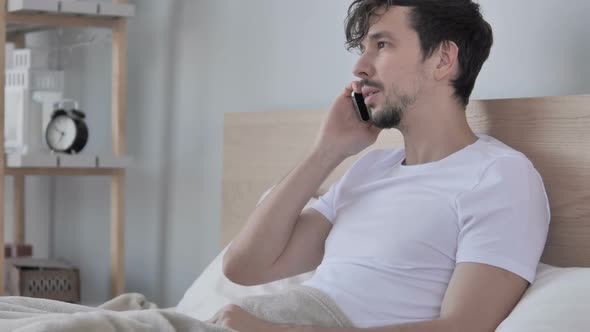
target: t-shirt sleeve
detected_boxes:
[308,181,340,223]
[307,149,394,224]
[455,156,550,283]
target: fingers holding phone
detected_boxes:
[312,82,383,159]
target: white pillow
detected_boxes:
[497,263,590,331]
[176,186,318,320]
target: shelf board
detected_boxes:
[5,153,132,176]
[7,13,117,32]
[7,0,135,17]
[4,0,136,34]
[7,23,48,36]
[7,0,59,13]
[6,167,120,176]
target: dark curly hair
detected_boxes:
[345,0,493,106]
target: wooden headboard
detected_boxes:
[221,95,590,267]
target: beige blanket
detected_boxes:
[0,285,352,331]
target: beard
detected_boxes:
[370,87,418,129]
[362,77,421,130]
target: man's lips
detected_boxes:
[361,86,380,99]
[364,91,380,105]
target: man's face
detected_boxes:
[353,6,429,129]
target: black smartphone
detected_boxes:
[351,92,371,122]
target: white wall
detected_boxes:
[475,0,590,98]
[48,0,590,307]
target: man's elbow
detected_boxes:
[222,253,259,286]
[221,253,243,284]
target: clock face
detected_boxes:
[46,115,77,152]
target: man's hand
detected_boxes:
[312,81,383,160]
[207,304,286,332]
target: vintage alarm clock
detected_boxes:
[45,101,89,154]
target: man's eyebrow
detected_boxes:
[367,31,395,41]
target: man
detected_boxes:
[216,0,550,331]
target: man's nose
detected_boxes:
[353,54,375,79]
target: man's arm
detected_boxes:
[223,145,343,286]
[223,82,382,286]
[282,262,527,332]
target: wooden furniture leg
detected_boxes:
[14,176,25,245]
[0,0,7,295]
[111,171,125,296]
[111,2,127,295]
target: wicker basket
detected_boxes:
[5,258,80,303]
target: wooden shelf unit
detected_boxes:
[0,0,131,297]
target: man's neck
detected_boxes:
[400,99,478,166]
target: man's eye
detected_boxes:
[377,41,387,49]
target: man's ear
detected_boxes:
[433,41,459,81]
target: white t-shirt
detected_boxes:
[303,135,550,328]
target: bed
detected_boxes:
[5,95,589,331]
[177,95,590,330]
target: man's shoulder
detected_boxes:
[469,135,533,171]
[468,135,543,191]
[473,135,527,160]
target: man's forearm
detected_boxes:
[279,318,457,332]
[224,145,345,284]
